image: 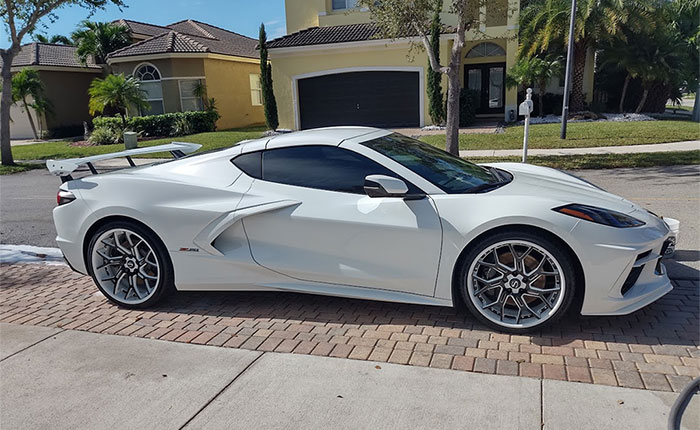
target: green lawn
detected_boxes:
[13,126,266,161]
[0,163,44,175]
[469,150,700,170]
[420,120,699,150]
[666,105,693,112]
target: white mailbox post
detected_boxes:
[519,88,534,163]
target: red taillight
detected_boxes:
[57,190,76,206]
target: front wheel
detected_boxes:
[87,221,174,308]
[458,231,577,333]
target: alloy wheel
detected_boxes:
[91,228,160,305]
[466,240,566,329]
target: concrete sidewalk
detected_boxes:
[1,323,697,430]
[459,140,700,158]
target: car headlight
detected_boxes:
[553,204,645,228]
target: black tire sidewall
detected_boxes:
[458,230,577,333]
[87,221,174,309]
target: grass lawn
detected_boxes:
[420,120,699,150]
[469,150,700,170]
[13,126,266,161]
[666,105,693,112]
[0,163,45,175]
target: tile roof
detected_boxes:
[0,43,101,70]
[266,22,455,49]
[266,23,383,49]
[108,19,258,60]
[113,19,171,38]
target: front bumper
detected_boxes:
[573,214,673,316]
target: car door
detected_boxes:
[238,145,443,297]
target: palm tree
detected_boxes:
[11,68,49,140]
[72,21,131,67]
[600,41,643,112]
[520,0,630,112]
[507,56,562,117]
[631,29,686,113]
[34,34,73,45]
[88,74,149,128]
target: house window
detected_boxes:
[179,79,203,112]
[466,42,506,58]
[250,74,263,106]
[134,64,164,115]
[332,0,358,10]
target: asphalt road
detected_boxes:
[1,164,698,276]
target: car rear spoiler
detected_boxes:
[46,142,201,183]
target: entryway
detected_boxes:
[464,62,506,115]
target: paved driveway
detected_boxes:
[1,263,698,393]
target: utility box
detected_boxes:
[124,132,137,150]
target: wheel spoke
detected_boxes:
[468,240,565,329]
[92,228,161,305]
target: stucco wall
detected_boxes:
[39,69,102,132]
[203,58,265,129]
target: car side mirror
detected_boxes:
[364,175,410,198]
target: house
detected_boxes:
[107,19,265,130]
[0,43,102,139]
[267,0,596,129]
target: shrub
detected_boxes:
[88,126,120,145]
[92,110,219,139]
[459,89,479,127]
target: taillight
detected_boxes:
[57,190,76,205]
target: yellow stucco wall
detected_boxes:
[203,58,265,129]
[271,43,433,130]
[286,0,324,33]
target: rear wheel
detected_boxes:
[458,230,577,332]
[87,221,173,308]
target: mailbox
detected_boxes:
[519,100,533,116]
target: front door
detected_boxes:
[465,62,506,115]
[239,145,443,296]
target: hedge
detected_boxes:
[93,110,219,139]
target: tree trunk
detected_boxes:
[570,40,588,113]
[693,85,700,123]
[619,74,630,113]
[119,111,127,129]
[22,97,39,140]
[0,51,15,166]
[445,68,461,155]
[635,88,649,114]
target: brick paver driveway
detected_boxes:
[1,263,698,392]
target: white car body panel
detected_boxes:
[51,127,672,317]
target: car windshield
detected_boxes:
[361,133,500,194]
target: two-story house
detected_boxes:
[267,0,595,130]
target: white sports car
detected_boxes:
[47,127,674,332]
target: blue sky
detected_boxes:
[1,0,287,46]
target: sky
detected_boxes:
[1,0,287,47]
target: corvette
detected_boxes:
[47,127,674,332]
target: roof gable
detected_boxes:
[1,43,101,70]
[108,19,258,60]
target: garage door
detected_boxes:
[298,71,420,130]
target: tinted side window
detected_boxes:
[232,151,262,179]
[262,146,400,194]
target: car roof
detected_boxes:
[237,126,390,151]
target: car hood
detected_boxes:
[486,162,641,214]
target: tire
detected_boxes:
[457,230,577,333]
[87,220,174,308]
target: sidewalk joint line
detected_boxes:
[0,327,67,363]
[178,351,265,430]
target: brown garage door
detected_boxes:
[298,71,420,130]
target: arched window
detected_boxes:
[466,42,506,59]
[134,63,164,115]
